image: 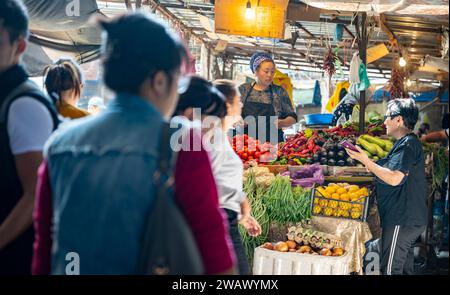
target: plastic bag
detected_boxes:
[289,164,325,188]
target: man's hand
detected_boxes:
[0,152,42,250]
[345,145,370,165]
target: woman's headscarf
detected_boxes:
[249,52,274,73]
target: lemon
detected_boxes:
[351,211,361,219]
[324,207,334,216]
[313,205,322,214]
[341,210,350,218]
[352,204,363,212]
[319,199,328,207]
[339,202,351,210]
[328,200,338,209]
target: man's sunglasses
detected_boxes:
[384,114,400,121]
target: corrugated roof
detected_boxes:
[98,0,448,82]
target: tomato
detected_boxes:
[248,156,253,160]
[242,152,248,159]
[254,152,261,159]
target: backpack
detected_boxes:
[136,123,204,275]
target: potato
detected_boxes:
[262,242,274,250]
[286,240,297,250]
[332,247,344,256]
[319,248,332,256]
[274,242,289,252]
[297,245,312,253]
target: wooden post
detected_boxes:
[358,12,368,135]
[207,48,211,81]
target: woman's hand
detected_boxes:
[239,215,261,237]
[275,117,296,129]
[345,145,370,166]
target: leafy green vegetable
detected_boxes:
[240,173,270,266]
[263,176,311,224]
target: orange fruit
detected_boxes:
[349,193,359,201]
[325,186,337,194]
[340,193,350,201]
[336,188,347,195]
[348,185,359,193]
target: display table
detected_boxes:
[310,216,372,274]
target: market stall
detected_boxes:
[234,118,448,274]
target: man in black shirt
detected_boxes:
[346,98,427,275]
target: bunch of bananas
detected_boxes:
[312,183,368,220]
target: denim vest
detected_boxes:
[45,94,171,274]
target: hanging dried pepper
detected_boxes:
[388,67,407,99]
[323,47,336,77]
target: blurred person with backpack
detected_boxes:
[32,13,236,275]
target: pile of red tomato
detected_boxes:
[230,134,278,164]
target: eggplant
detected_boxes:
[327,159,336,166]
[327,151,335,158]
[337,151,346,159]
[312,154,320,162]
[320,151,328,158]
[320,157,328,165]
[346,158,355,166]
[336,145,345,152]
[337,160,345,166]
[305,158,313,164]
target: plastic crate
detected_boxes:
[310,183,372,222]
[253,247,351,275]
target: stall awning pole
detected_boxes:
[357,12,368,135]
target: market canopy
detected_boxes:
[23,0,449,85]
[23,0,102,76]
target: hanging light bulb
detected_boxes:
[245,0,255,20]
[399,56,407,67]
[406,79,412,87]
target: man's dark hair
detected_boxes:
[387,98,419,130]
[0,0,29,43]
[99,13,188,95]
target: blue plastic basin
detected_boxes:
[304,113,334,125]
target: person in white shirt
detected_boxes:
[0,0,58,274]
[174,76,261,274]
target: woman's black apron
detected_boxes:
[241,83,284,144]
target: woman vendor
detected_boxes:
[238,52,297,144]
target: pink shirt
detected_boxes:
[32,134,236,275]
